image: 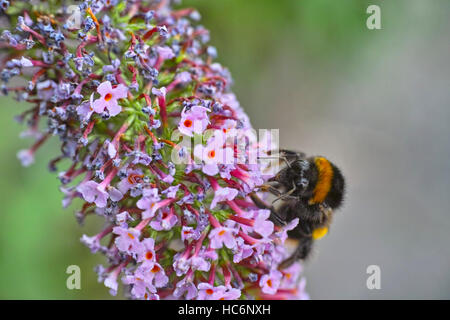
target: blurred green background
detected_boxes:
[1,0,450,299]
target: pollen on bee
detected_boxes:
[312,226,328,240]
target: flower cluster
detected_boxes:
[1,0,308,300]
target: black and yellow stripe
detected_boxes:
[308,157,334,205]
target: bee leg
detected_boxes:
[249,192,287,226]
[279,236,314,269]
[272,195,298,204]
[272,181,297,204]
[270,211,289,227]
[257,183,284,197]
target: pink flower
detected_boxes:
[123,269,157,299]
[104,140,117,158]
[113,226,142,257]
[190,256,210,272]
[19,57,33,67]
[117,169,144,194]
[138,198,175,220]
[219,119,238,139]
[181,226,196,242]
[232,237,254,263]
[76,101,94,121]
[259,269,283,295]
[173,277,198,300]
[209,226,237,249]
[104,264,124,296]
[17,149,34,167]
[156,46,175,61]
[197,283,227,300]
[167,71,192,91]
[219,287,242,300]
[152,86,167,98]
[150,209,178,231]
[162,184,180,198]
[137,263,169,288]
[281,263,303,288]
[137,238,156,269]
[115,211,132,225]
[194,137,234,176]
[91,81,128,116]
[210,187,239,209]
[189,248,212,272]
[77,180,123,208]
[150,264,169,288]
[80,234,102,253]
[253,209,274,238]
[295,278,310,300]
[104,271,120,296]
[175,71,191,83]
[178,105,210,137]
[173,252,191,276]
[77,180,108,208]
[136,188,161,219]
[275,218,299,243]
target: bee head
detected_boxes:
[290,158,316,194]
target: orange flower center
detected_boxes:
[127,232,135,239]
[104,93,113,101]
[151,265,160,273]
[207,150,216,159]
[145,251,153,260]
[206,289,214,295]
[184,119,193,128]
[218,230,226,236]
[127,173,144,184]
[267,279,273,287]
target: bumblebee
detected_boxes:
[251,150,346,268]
